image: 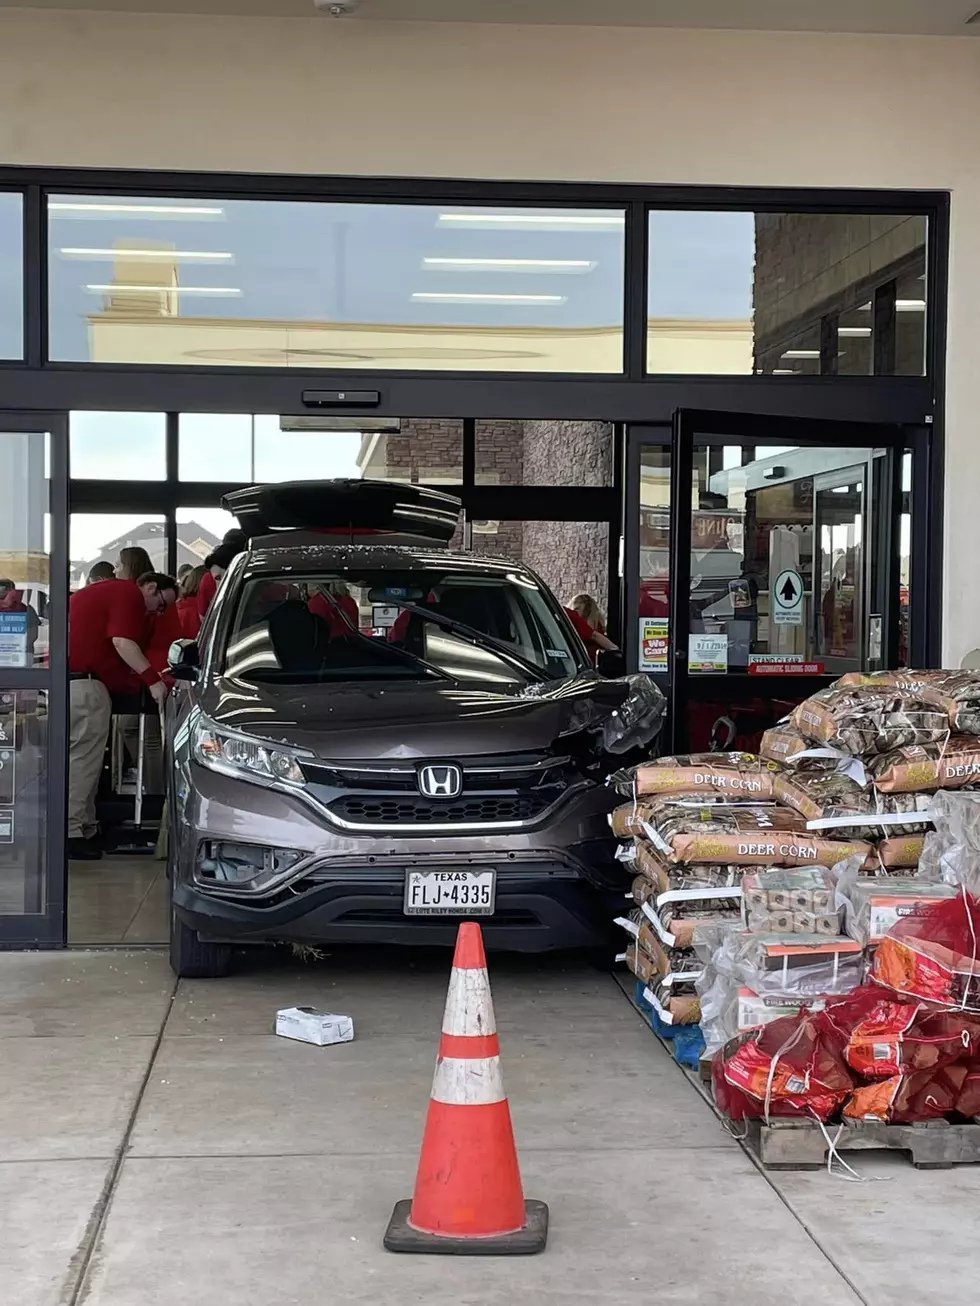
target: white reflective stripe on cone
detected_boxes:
[431,1055,506,1106]
[442,967,497,1037]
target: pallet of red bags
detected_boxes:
[712,888,980,1170]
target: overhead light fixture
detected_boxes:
[412,291,565,304]
[60,247,233,260]
[50,202,224,217]
[896,299,927,311]
[86,283,241,295]
[838,326,872,338]
[771,369,797,375]
[438,212,624,229]
[781,349,821,359]
[422,257,594,272]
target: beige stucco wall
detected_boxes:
[0,9,977,660]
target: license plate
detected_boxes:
[403,869,496,916]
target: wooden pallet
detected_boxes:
[743,1116,980,1171]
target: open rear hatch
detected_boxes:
[222,479,462,547]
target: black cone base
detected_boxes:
[384,1198,549,1256]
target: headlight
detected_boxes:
[192,718,308,787]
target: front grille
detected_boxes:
[330,794,551,826]
[300,750,578,831]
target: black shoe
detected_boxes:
[68,837,103,861]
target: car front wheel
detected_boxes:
[169,898,233,979]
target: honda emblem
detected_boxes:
[417,763,463,799]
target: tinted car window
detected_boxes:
[223,567,582,685]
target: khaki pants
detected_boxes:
[68,678,112,840]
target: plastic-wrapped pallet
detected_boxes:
[695,908,866,1058]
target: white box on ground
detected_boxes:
[275,1007,354,1046]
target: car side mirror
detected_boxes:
[595,648,626,678]
[168,638,200,682]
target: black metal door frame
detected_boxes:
[0,411,69,946]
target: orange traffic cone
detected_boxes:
[384,922,548,1255]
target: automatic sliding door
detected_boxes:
[0,414,68,946]
[666,411,904,754]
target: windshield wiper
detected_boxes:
[392,604,550,682]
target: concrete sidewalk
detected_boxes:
[2,949,975,1306]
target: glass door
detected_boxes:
[0,413,69,946]
[626,412,905,754]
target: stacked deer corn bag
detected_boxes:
[768,671,980,872]
[610,753,873,1030]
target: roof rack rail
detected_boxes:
[222,479,462,545]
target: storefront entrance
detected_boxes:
[0,169,948,950]
[626,411,931,753]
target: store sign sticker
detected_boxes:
[639,618,669,672]
[0,809,12,844]
[772,569,804,626]
[689,633,728,674]
[748,655,825,676]
[0,611,28,668]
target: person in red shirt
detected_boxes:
[308,582,359,637]
[176,565,206,639]
[197,530,246,620]
[563,593,618,667]
[67,574,169,859]
[143,575,182,674]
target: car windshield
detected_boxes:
[222,564,584,685]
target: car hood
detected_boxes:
[201,674,631,761]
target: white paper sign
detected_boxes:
[689,633,728,673]
[772,569,804,626]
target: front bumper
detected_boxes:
[173,861,620,952]
[172,761,625,951]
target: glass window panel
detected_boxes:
[176,509,234,574]
[647,211,927,377]
[686,443,877,676]
[49,197,625,373]
[467,519,611,620]
[475,420,612,487]
[0,689,47,916]
[0,429,51,666]
[70,411,167,480]
[179,414,462,484]
[69,514,166,589]
[0,192,23,359]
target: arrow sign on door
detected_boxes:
[773,568,804,626]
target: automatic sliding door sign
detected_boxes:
[773,568,804,627]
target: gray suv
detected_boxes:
[166,481,662,977]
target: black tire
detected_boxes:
[169,898,233,979]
